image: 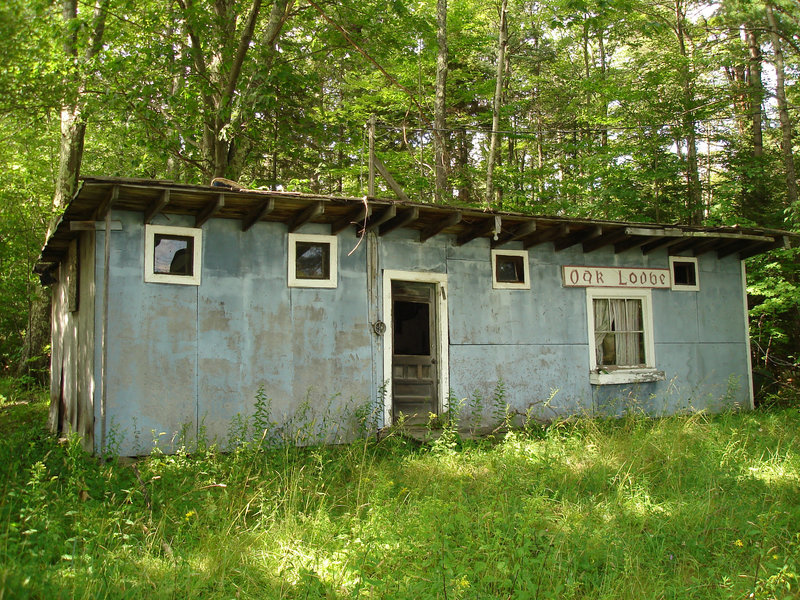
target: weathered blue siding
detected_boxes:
[93,210,752,455]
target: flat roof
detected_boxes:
[36,176,798,271]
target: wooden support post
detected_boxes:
[145,189,170,224]
[492,220,537,248]
[379,207,419,236]
[524,224,569,249]
[364,205,397,233]
[242,198,275,232]
[288,201,325,233]
[368,116,376,198]
[553,225,601,252]
[420,211,461,243]
[374,156,412,203]
[456,216,501,246]
[195,193,225,227]
[331,204,370,235]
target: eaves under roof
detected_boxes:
[36,176,799,272]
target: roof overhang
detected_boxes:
[35,176,798,273]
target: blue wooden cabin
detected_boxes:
[36,177,794,455]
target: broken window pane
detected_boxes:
[495,254,525,283]
[154,234,194,276]
[295,241,331,280]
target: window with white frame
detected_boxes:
[288,233,338,288]
[491,249,530,289]
[586,288,663,385]
[144,225,202,286]
[669,256,699,291]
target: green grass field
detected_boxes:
[1,380,799,599]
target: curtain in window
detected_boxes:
[593,298,643,367]
[594,299,611,365]
[615,299,642,365]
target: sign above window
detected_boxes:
[562,265,670,289]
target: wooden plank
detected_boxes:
[689,238,724,256]
[379,207,419,236]
[144,189,170,223]
[553,225,601,251]
[69,221,123,231]
[667,237,702,255]
[373,156,412,203]
[738,239,784,260]
[420,211,462,243]
[641,236,685,255]
[287,201,324,232]
[582,228,627,253]
[492,220,537,248]
[456,216,501,246]
[364,205,396,233]
[242,198,275,232]
[93,185,119,220]
[624,226,683,237]
[524,224,568,249]
[331,204,369,235]
[195,193,225,227]
[614,235,659,254]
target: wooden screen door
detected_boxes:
[391,280,438,424]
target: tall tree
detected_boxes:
[433,0,448,203]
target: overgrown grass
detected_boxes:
[1,383,799,599]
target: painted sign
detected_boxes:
[562,265,670,288]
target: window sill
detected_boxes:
[590,369,665,386]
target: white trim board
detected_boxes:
[381,270,449,426]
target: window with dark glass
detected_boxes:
[153,234,194,276]
[295,241,330,280]
[672,261,696,287]
[495,254,526,284]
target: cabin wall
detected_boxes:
[377,228,752,421]
[49,233,96,451]
[94,210,752,455]
[96,211,372,455]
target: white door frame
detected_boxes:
[382,270,449,426]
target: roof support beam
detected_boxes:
[242,198,275,232]
[288,201,324,233]
[93,185,119,221]
[582,228,627,253]
[195,193,225,227]
[379,207,419,236]
[331,204,370,235]
[524,224,569,248]
[738,239,784,260]
[641,236,685,255]
[690,238,724,256]
[144,189,170,224]
[614,235,658,254]
[456,216,501,246]
[420,211,461,243]
[553,225,601,251]
[363,205,396,233]
[492,221,537,248]
[373,156,412,202]
[665,237,699,255]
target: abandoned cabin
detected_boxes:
[35,176,796,455]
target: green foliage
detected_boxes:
[3,383,800,598]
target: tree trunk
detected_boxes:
[765,2,799,210]
[486,0,508,209]
[433,0,448,204]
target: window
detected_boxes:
[288,233,338,288]
[491,249,530,290]
[586,288,663,385]
[144,225,202,285]
[669,256,699,291]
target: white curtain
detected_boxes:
[594,298,643,367]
